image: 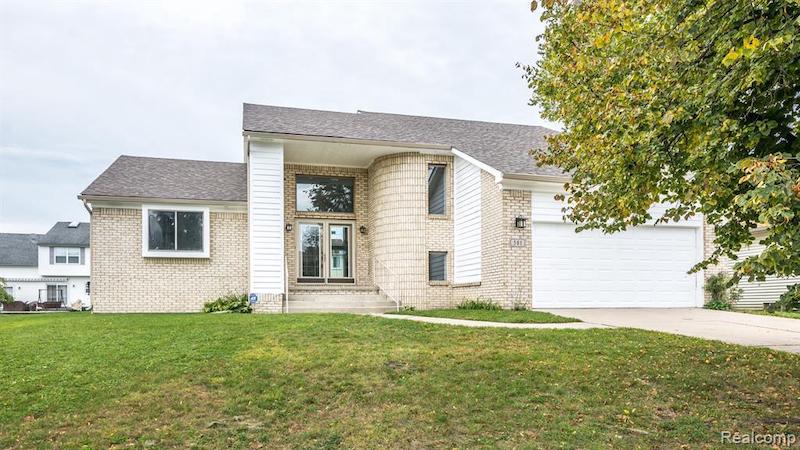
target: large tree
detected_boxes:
[524,0,800,282]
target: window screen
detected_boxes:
[428,165,446,215]
[429,251,447,281]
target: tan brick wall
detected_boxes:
[425,155,455,309]
[368,153,428,308]
[502,189,532,308]
[91,207,248,313]
[284,164,370,288]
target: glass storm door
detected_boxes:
[328,224,351,280]
[297,222,354,283]
[298,223,323,281]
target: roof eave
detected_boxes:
[78,194,247,206]
[243,130,452,151]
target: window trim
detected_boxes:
[141,204,210,258]
[427,164,447,216]
[54,247,81,265]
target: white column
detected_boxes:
[248,141,284,295]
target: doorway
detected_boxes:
[297,221,354,284]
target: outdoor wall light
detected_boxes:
[285,223,293,232]
[514,217,527,229]
[359,225,367,234]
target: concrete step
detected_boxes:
[287,304,397,314]
[288,294,388,304]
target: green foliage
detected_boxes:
[202,293,252,313]
[456,298,501,311]
[704,273,741,310]
[401,305,416,312]
[512,300,529,311]
[524,0,800,283]
[775,284,800,311]
[0,278,13,304]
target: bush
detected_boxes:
[457,297,501,311]
[0,278,13,304]
[774,285,800,312]
[203,293,252,313]
[512,300,529,311]
[704,273,740,310]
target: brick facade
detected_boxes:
[90,152,539,312]
[91,207,248,313]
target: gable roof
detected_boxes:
[243,103,562,177]
[81,155,247,202]
[0,233,42,266]
[37,222,91,247]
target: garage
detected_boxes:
[531,191,703,308]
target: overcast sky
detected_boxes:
[0,0,552,233]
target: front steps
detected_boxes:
[287,287,397,313]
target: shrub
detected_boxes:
[457,297,501,311]
[0,278,13,304]
[512,300,529,311]
[704,273,740,310]
[774,284,800,312]
[401,305,416,312]
[203,293,252,313]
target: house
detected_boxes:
[79,103,711,313]
[0,222,91,309]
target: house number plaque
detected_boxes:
[510,238,527,248]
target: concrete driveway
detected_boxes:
[540,308,800,354]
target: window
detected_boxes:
[428,251,447,281]
[46,284,67,303]
[296,175,354,213]
[54,247,81,264]
[142,205,210,257]
[428,165,446,215]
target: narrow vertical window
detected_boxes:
[429,251,447,281]
[428,164,446,215]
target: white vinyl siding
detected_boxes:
[249,141,285,294]
[723,231,800,309]
[453,157,481,283]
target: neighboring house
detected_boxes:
[0,222,91,308]
[78,103,731,313]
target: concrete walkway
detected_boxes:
[540,308,800,354]
[372,313,608,329]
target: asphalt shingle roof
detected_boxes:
[0,233,42,266]
[243,103,563,176]
[37,222,90,247]
[81,155,247,202]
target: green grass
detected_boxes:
[737,309,800,320]
[388,308,579,323]
[1,313,799,449]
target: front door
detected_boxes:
[297,222,354,283]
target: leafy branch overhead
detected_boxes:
[524,0,800,282]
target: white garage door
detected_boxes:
[532,223,700,308]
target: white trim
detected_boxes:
[451,148,503,183]
[141,204,210,258]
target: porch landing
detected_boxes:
[287,286,398,313]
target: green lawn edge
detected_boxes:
[386,308,580,323]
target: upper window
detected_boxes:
[54,247,81,264]
[142,205,209,258]
[296,175,354,213]
[428,165,446,215]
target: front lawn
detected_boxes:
[738,309,800,320]
[1,313,799,448]
[388,308,579,323]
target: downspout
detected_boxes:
[82,199,92,215]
